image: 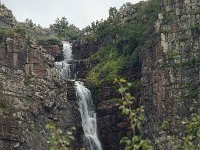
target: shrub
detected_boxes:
[115,79,153,150]
[46,124,76,150]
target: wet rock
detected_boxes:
[72,39,99,60]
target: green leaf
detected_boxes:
[197,129,200,137]
[119,79,126,83]
[67,131,73,135]
[127,83,132,88]
[70,127,76,131]
[118,87,127,93]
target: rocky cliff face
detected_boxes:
[72,0,200,149]
[0,5,82,149]
[72,39,134,150]
[1,0,200,149]
[94,82,129,150]
[0,35,82,150]
[0,66,81,150]
[0,3,16,28]
[141,0,200,149]
[72,39,99,60]
[37,38,64,62]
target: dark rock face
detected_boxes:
[1,0,199,149]
[72,39,129,149]
[88,80,130,150]
[37,39,64,62]
[72,40,99,60]
[1,36,54,78]
[0,31,82,149]
[72,0,200,149]
[5,37,27,69]
[141,0,200,149]
[68,59,95,79]
[0,66,81,150]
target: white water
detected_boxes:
[75,81,102,150]
[55,42,72,79]
[55,42,102,150]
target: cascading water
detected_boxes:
[75,81,102,150]
[55,41,73,79]
[56,41,102,150]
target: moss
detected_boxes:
[182,58,200,67]
[160,28,172,33]
[178,36,190,42]
[181,114,200,149]
[0,27,26,39]
[180,83,200,100]
[183,45,192,56]
[24,75,33,85]
[0,91,13,114]
[195,10,200,15]
[0,28,6,47]
[189,84,199,98]
[162,12,174,25]
[37,36,60,45]
[99,99,119,106]
[14,25,27,37]
[87,0,160,87]
[87,47,125,86]
[160,120,170,131]
[166,50,179,60]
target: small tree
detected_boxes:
[50,17,80,40]
[50,17,69,38]
[109,7,118,18]
[25,18,36,28]
[46,124,76,150]
[115,79,153,150]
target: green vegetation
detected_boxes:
[0,17,56,43]
[86,0,160,86]
[166,50,178,60]
[115,79,153,150]
[0,28,5,47]
[180,114,200,150]
[163,13,174,24]
[14,25,27,36]
[50,17,81,41]
[10,18,59,43]
[37,36,60,46]
[87,45,125,85]
[0,91,12,114]
[24,18,37,28]
[46,124,76,150]
[0,27,24,38]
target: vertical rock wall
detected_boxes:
[0,34,82,149]
[0,6,82,148]
[72,40,130,149]
[141,0,200,149]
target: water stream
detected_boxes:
[55,41,72,79]
[55,41,102,150]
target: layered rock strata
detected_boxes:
[0,4,81,149]
[141,0,200,149]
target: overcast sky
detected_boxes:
[2,0,141,29]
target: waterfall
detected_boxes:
[55,41,72,79]
[55,41,102,150]
[75,81,102,150]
